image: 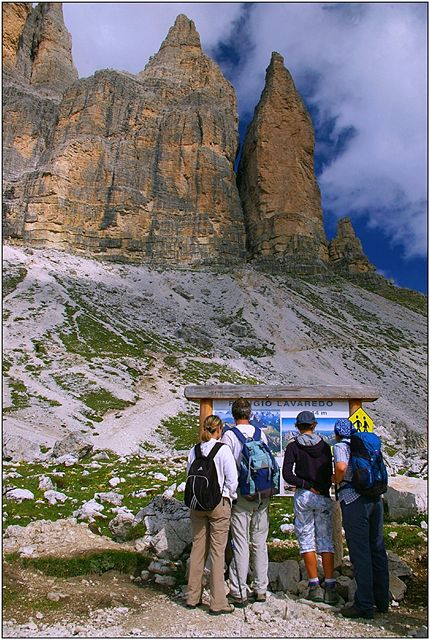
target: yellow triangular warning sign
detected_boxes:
[348,408,374,432]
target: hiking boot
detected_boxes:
[375,604,389,613]
[323,586,340,605]
[228,595,248,608]
[375,600,389,613]
[306,584,324,602]
[253,592,266,603]
[340,604,374,619]
[209,604,235,615]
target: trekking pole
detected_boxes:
[230,538,248,623]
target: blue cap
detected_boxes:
[334,418,355,438]
[295,411,316,425]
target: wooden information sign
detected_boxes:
[184,383,379,568]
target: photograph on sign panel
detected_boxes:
[214,405,282,456]
[280,401,350,450]
[282,416,342,448]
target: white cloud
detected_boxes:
[233,3,427,259]
[63,3,244,77]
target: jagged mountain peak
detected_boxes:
[238,49,328,271]
[264,51,299,98]
[160,14,201,49]
[329,217,376,274]
[3,1,78,93]
[267,51,287,73]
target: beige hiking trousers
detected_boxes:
[187,498,231,611]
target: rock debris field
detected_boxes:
[2,517,427,639]
[1,576,416,639]
[2,244,428,638]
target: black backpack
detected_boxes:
[184,442,224,511]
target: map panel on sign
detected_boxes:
[213,398,350,497]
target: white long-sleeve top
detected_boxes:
[221,423,269,470]
[187,438,238,502]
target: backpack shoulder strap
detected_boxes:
[230,426,248,444]
[195,442,224,460]
[252,427,262,442]
[206,442,224,461]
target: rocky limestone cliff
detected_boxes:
[2,2,32,73]
[3,5,377,276]
[3,11,245,266]
[2,2,78,96]
[9,2,78,94]
[329,217,376,274]
[238,52,329,273]
[3,2,78,234]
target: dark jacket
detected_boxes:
[282,437,333,496]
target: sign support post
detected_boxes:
[349,399,362,415]
[332,398,365,568]
[199,398,213,438]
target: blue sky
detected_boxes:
[62,2,427,293]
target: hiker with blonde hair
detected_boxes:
[185,415,237,615]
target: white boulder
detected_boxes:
[38,476,54,491]
[56,454,79,467]
[268,560,300,593]
[153,472,168,482]
[385,475,427,519]
[135,495,192,559]
[280,523,294,533]
[6,488,34,502]
[109,508,135,540]
[95,491,123,506]
[44,490,68,505]
[73,499,106,522]
[52,432,93,460]
[92,451,110,461]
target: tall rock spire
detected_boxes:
[329,217,375,274]
[27,3,78,93]
[159,13,201,49]
[3,2,78,95]
[139,14,207,92]
[2,3,32,73]
[238,52,328,272]
[3,1,78,236]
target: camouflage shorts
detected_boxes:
[293,488,334,554]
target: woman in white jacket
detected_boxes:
[186,415,238,615]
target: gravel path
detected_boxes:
[3,589,400,638]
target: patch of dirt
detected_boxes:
[3,560,428,638]
[3,564,149,624]
[379,549,428,636]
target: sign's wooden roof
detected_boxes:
[184,384,379,402]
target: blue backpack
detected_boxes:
[347,431,388,498]
[230,427,280,500]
